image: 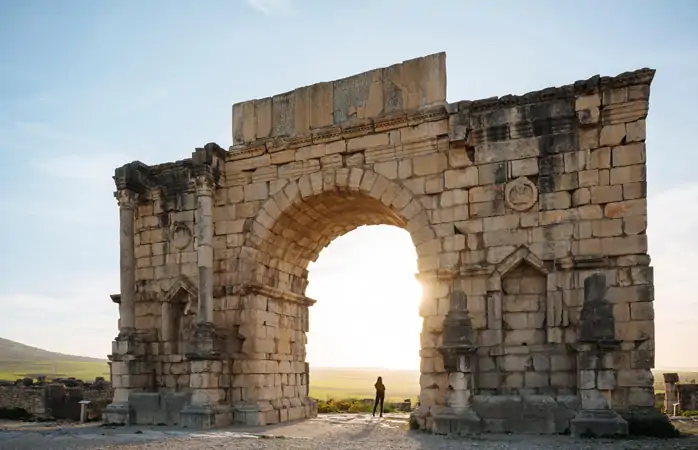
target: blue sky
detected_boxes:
[1,0,697,369]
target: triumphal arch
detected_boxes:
[104,53,662,437]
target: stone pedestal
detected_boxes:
[571,409,629,438]
[102,402,131,425]
[430,290,483,435]
[181,404,230,429]
[431,405,483,435]
[182,327,228,429]
[104,333,148,425]
[570,274,628,438]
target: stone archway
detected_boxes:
[226,169,436,424]
[105,52,662,437]
[241,168,433,292]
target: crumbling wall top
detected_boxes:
[232,52,447,145]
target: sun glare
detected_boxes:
[305,225,422,370]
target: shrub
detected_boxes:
[316,398,400,415]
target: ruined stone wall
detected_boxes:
[0,386,46,417]
[0,385,114,420]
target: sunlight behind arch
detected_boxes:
[305,225,422,370]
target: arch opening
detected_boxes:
[237,171,432,410]
[304,224,422,402]
[243,170,435,298]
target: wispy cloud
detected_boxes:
[246,0,292,15]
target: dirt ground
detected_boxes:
[0,414,697,450]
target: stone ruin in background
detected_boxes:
[663,373,698,415]
[103,52,665,437]
[0,377,113,421]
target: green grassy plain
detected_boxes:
[0,360,110,381]
[309,367,419,402]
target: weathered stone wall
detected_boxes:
[0,386,46,417]
[108,52,658,435]
[0,385,114,420]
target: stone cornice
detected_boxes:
[224,283,317,306]
[414,269,458,282]
[112,143,225,200]
[227,106,449,159]
[113,161,152,195]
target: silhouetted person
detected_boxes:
[373,376,385,417]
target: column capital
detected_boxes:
[115,189,139,209]
[192,170,216,197]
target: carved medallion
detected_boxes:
[170,222,192,250]
[505,177,538,211]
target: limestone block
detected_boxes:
[478,162,505,185]
[578,170,599,188]
[588,147,611,169]
[501,372,523,389]
[524,372,550,388]
[468,185,496,204]
[597,370,617,390]
[599,124,626,147]
[591,219,623,237]
[401,120,448,143]
[620,182,644,200]
[590,185,622,204]
[445,167,478,189]
[347,133,389,152]
[511,157,539,177]
[626,387,654,407]
[612,143,645,167]
[615,320,654,342]
[471,201,506,219]
[613,303,630,322]
[425,175,445,194]
[295,144,325,161]
[579,128,599,150]
[540,192,571,210]
[617,369,653,388]
[412,153,446,177]
[625,120,645,143]
[604,199,645,219]
[610,164,645,185]
[447,147,473,168]
[600,235,647,256]
[579,389,609,410]
[576,94,601,111]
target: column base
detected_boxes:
[570,409,629,438]
[102,402,130,425]
[431,406,483,435]
[409,404,430,431]
[180,404,232,429]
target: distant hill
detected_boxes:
[0,337,105,363]
[0,337,109,381]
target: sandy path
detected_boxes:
[1,414,696,450]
